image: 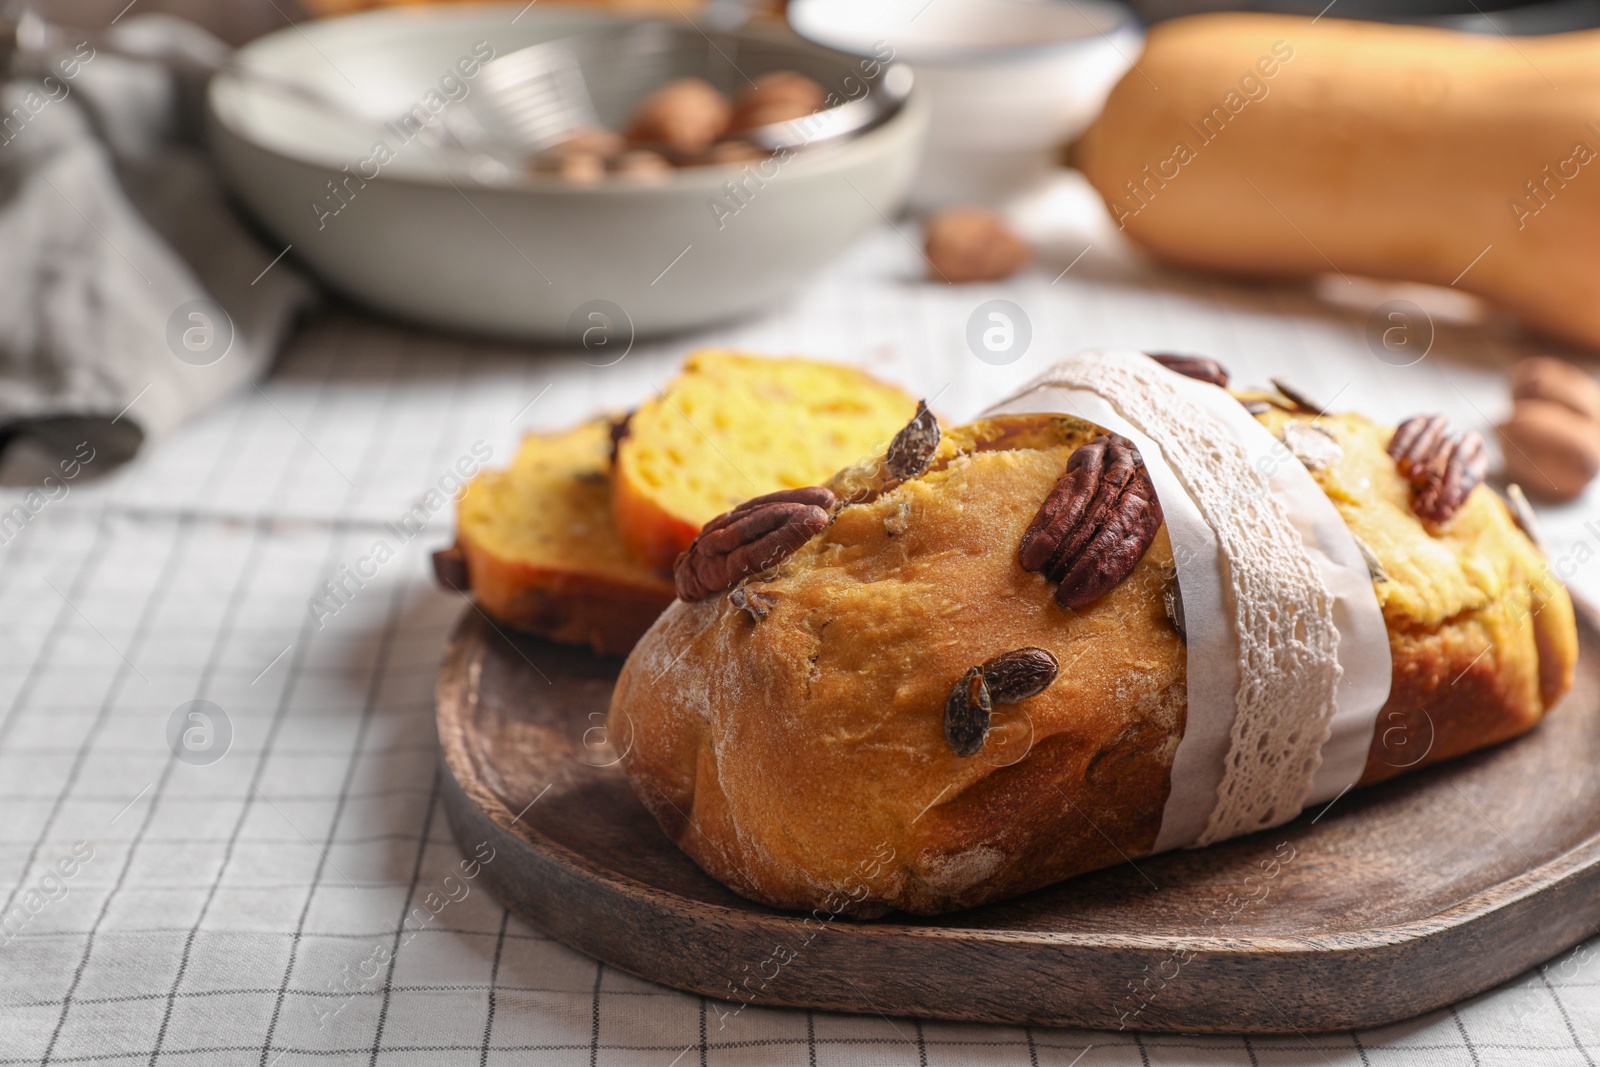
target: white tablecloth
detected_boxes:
[3,211,1599,1066]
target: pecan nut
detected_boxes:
[944,666,992,758]
[1271,378,1325,415]
[981,647,1059,704]
[1164,583,1187,643]
[1018,434,1164,610]
[674,487,835,602]
[885,401,940,481]
[1388,414,1487,524]
[1149,352,1230,388]
[944,648,1060,757]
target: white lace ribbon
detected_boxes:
[982,351,1391,849]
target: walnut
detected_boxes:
[922,207,1031,284]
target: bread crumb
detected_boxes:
[884,501,912,537]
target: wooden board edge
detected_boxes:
[435,602,1600,1032]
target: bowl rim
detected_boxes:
[786,0,1140,68]
[207,3,925,196]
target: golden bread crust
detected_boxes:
[611,409,1577,915]
[457,539,673,657]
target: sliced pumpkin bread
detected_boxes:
[436,417,674,656]
[612,349,921,569]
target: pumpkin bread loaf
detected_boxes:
[609,405,1578,916]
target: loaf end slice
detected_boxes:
[445,417,673,657]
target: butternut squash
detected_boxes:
[1079,14,1600,349]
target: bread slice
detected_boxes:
[437,417,673,657]
[612,349,921,568]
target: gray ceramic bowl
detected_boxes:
[207,4,928,342]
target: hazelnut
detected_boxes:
[1498,398,1600,502]
[626,77,732,157]
[731,71,827,132]
[555,125,624,160]
[1510,356,1600,424]
[611,148,674,183]
[923,207,1032,284]
[531,147,605,184]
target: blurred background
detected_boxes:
[4,0,1592,493]
[40,0,1600,42]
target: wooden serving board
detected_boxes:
[437,604,1600,1034]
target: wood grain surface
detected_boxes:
[436,603,1600,1034]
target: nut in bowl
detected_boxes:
[207,6,927,340]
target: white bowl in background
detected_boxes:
[789,0,1139,211]
[207,5,928,341]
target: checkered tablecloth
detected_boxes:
[3,209,1600,1066]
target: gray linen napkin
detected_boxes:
[0,14,314,483]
